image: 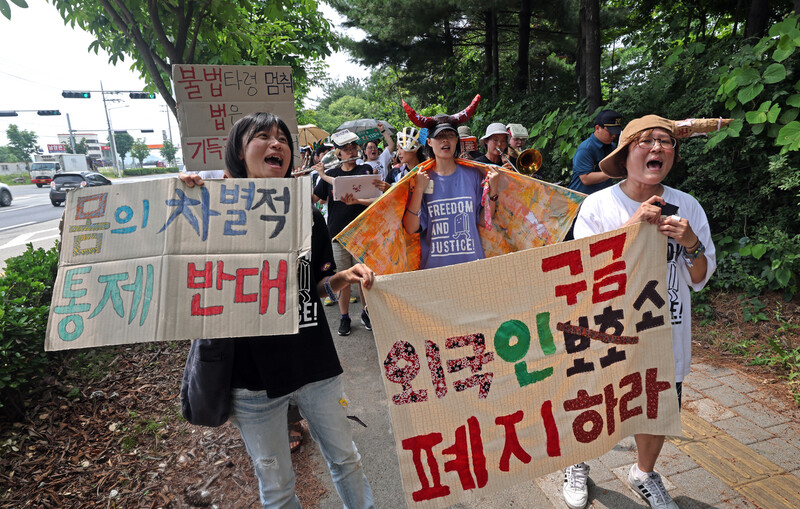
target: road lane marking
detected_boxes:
[0,221,36,232]
[0,229,59,249]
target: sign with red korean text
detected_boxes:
[367,223,681,509]
[172,64,299,172]
[45,178,312,351]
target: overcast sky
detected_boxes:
[0,2,369,149]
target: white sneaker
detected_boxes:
[563,462,590,509]
[627,465,679,509]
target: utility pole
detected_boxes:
[162,106,173,143]
[100,82,121,177]
[66,113,77,153]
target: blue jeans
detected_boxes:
[230,376,374,509]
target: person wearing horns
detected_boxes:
[178,112,375,509]
[561,115,720,509]
[401,95,502,269]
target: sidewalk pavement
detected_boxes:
[315,300,800,508]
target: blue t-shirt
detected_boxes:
[568,134,615,194]
[419,164,486,269]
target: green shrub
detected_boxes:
[0,244,60,419]
[121,166,178,177]
[711,229,800,299]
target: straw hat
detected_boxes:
[599,115,732,178]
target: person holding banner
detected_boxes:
[179,112,376,509]
[312,130,378,335]
[564,115,717,509]
[401,98,502,269]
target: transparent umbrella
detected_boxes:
[335,119,396,136]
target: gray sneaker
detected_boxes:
[627,465,679,509]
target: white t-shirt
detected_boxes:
[573,183,716,382]
[357,148,393,181]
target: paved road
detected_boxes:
[0,174,178,270]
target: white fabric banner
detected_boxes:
[367,222,681,508]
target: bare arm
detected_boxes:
[402,171,428,233]
[316,263,375,298]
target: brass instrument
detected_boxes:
[504,146,543,175]
[291,153,359,176]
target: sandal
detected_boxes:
[289,421,305,453]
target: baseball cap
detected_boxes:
[457,125,472,138]
[431,123,457,138]
[595,110,623,135]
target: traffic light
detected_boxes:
[37,110,61,116]
[0,111,18,117]
[114,130,128,134]
[129,92,156,99]
[140,129,154,133]
[62,91,91,99]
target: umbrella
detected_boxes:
[297,124,329,147]
[335,119,397,137]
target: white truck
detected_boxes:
[30,153,89,187]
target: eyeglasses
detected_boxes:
[636,136,677,150]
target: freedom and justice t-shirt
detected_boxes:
[419,164,486,269]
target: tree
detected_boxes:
[0,146,20,163]
[6,124,39,162]
[113,132,134,170]
[0,0,27,20]
[64,137,89,155]
[578,0,601,111]
[130,138,150,168]
[49,0,338,115]
[159,139,177,165]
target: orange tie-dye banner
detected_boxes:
[334,159,586,275]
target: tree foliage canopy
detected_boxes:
[113,131,134,169]
[130,137,150,167]
[48,0,338,113]
[159,138,177,165]
[5,124,39,162]
[314,0,798,233]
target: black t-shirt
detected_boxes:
[313,164,373,239]
[231,207,341,397]
[474,153,516,167]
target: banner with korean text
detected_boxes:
[367,222,681,509]
[45,178,312,351]
[172,64,299,172]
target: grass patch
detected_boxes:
[0,173,31,186]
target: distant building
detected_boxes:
[57,132,112,164]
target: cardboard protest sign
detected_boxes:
[172,64,299,171]
[332,174,383,201]
[45,178,312,351]
[366,223,681,508]
[334,159,586,275]
[459,136,477,154]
